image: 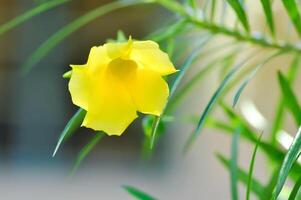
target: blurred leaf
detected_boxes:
[281,0,301,37]
[217,154,265,197]
[149,35,212,150]
[71,132,104,174]
[123,185,157,200]
[272,127,301,200]
[263,165,281,200]
[230,126,241,200]
[62,70,72,78]
[270,55,300,145]
[232,51,282,107]
[184,53,256,152]
[278,72,301,125]
[0,0,70,36]
[210,0,216,21]
[260,0,275,36]
[288,174,301,200]
[187,0,197,9]
[22,0,145,74]
[246,133,263,200]
[227,0,250,32]
[53,109,86,157]
[147,19,188,43]
[117,30,127,42]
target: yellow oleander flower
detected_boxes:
[68,37,177,136]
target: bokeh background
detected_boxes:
[0,0,300,199]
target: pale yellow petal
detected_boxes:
[104,37,133,60]
[82,72,138,136]
[127,69,169,116]
[68,65,90,110]
[86,46,111,72]
[131,40,177,75]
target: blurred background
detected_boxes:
[0,0,300,199]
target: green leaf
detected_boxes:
[278,72,301,125]
[227,0,250,32]
[260,0,275,36]
[217,154,265,197]
[22,0,146,74]
[272,127,301,199]
[52,109,86,157]
[71,132,104,174]
[246,133,263,200]
[149,36,212,150]
[210,0,216,21]
[0,0,70,36]
[230,126,241,200]
[232,51,282,107]
[184,53,255,152]
[288,174,301,200]
[123,185,157,200]
[270,55,300,145]
[281,0,301,37]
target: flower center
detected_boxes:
[107,58,137,81]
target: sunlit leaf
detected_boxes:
[281,0,301,37]
[227,0,250,32]
[246,133,263,200]
[288,174,301,200]
[272,126,301,200]
[123,185,157,200]
[0,0,70,36]
[22,0,146,74]
[71,132,104,174]
[260,0,275,36]
[52,109,86,157]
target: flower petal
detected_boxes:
[131,40,177,75]
[104,37,133,60]
[86,46,110,72]
[69,65,90,110]
[127,69,169,116]
[82,72,138,136]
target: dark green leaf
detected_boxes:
[281,0,301,37]
[278,72,301,125]
[227,0,250,32]
[260,0,275,36]
[246,133,263,200]
[71,132,104,174]
[217,154,265,197]
[184,53,255,152]
[22,0,145,74]
[0,0,70,36]
[123,185,157,200]
[288,174,301,200]
[52,109,86,157]
[230,126,241,200]
[272,127,301,199]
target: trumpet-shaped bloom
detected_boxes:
[68,38,177,136]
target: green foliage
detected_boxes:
[281,0,301,37]
[226,0,250,32]
[123,185,157,200]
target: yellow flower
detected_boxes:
[68,37,177,136]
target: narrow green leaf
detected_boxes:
[288,174,301,200]
[246,133,263,200]
[71,132,104,174]
[260,0,275,36]
[0,0,70,36]
[217,154,265,197]
[123,185,157,200]
[149,36,212,150]
[52,109,86,157]
[270,55,300,145]
[184,53,256,152]
[22,0,146,74]
[227,0,250,32]
[263,166,281,200]
[278,72,301,125]
[210,0,216,21]
[232,51,282,107]
[230,126,241,200]
[272,127,301,200]
[187,0,197,9]
[281,0,301,37]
